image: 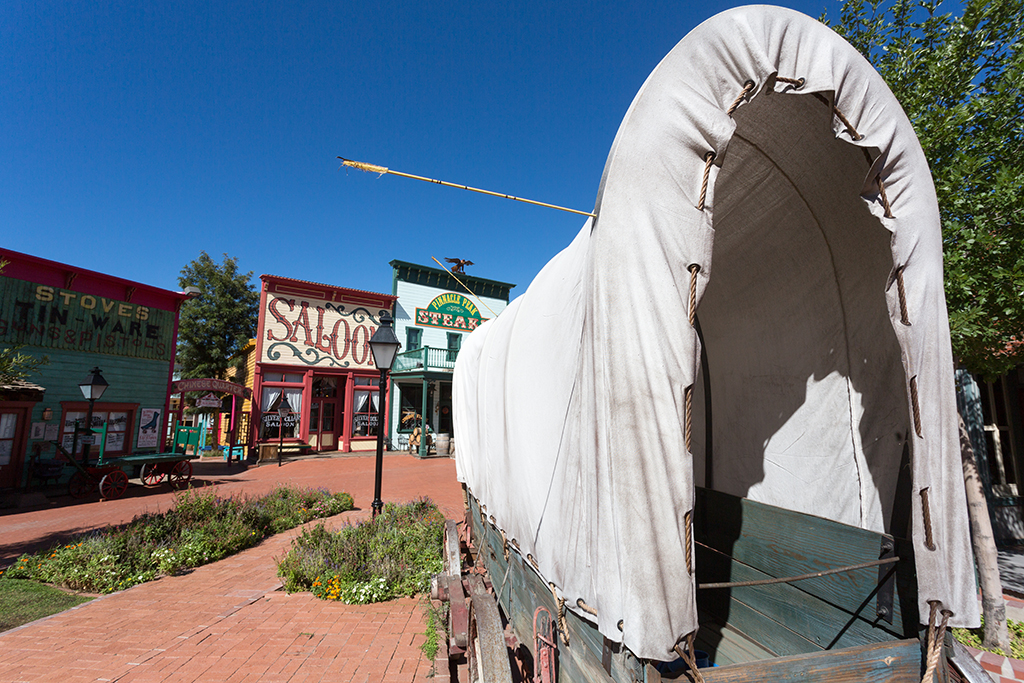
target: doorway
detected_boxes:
[0,407,28,490]
[309,376,340,452]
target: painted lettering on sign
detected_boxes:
[0,277,172,360]
[415,293,486,331]
[261,295,385,369]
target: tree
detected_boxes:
[828,0,1023,653]
[0,345,48,380]
[176,252,259,380]
[829,0,1024,379]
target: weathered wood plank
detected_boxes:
[700,638,921,682]
[695,545,905,655]
[694,487,915,632]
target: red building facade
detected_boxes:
[251,275,396,453]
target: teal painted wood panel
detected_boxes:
[694,487,916,635]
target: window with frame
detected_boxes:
[406,327,422,351]
[59,405,134,456]
[352,377,380,437]
[259,388,302,440]
[447,332,462,362]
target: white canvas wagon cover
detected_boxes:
[453,5,979,660]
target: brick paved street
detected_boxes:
[0,453,462,683]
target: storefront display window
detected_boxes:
[352,378,379,437]
[260,388,302,439]
[60,407,133,455]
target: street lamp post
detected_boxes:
[368,312,400,519]
[78,367,109,467]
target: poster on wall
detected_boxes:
[30,422,46,440]
[44,424,59,441]
[137,408,161,449]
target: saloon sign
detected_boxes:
[415,293,486,331]
[260,295,383,369]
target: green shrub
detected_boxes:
[0,486,353,594]
[278,499,445,604]
[954,617,1024,659]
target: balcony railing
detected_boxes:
[393,346,458,374]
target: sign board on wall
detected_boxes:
[0,277,175,361]
[415,293,487,331]
[136,409,161,449]
[261,295,384,369]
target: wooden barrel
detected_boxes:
[435,433,450,455]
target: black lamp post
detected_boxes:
[277,403,289,468]
[78,367,109,466]
[368,312,400,519]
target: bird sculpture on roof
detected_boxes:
[445,258,474,274]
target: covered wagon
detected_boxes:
[450,5,984,682]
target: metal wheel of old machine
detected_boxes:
[168,460,192,489]
[139,463,165,487]
[68,470,94,499]
[99,470,129,500]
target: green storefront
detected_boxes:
[389,260,514,457]
[0,249,188,492]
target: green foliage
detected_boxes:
[277,499,445,604]
[827,0,1024,377]
[0,579,93,633]
[421,601,449,663]
[0,486,353,594]
[176,252,259,381]
[954,616,1024,657]
[0,344,48,381]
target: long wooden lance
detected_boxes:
[337,157,595,218]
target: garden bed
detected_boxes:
[0,485,354,594]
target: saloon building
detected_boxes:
[388,260,514,455]
[0,249,189,491]
[249,275,397,453]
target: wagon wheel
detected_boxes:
[139,463,165,487]
[99,470,129,500]
[69,470,94,499]
[168,460,193,489]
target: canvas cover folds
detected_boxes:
[453,5,979,660]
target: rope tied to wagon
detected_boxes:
[548,583,570,645]
[921,600,952,683]
[673,632,707,683]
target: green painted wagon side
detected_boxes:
[465,491,936,683]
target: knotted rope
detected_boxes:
[549,583,570,645]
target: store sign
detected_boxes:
[415,293,486,331]
[261,294,384,369]
[0,277,174,361]
[196,393,222,408]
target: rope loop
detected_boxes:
[776,76,805,89]
[920,601,952,683]
[576,598,598,616]
[727,80,756,116]
[920,487,936,550]
[696,152,716,211]
[673,632,707,683]
[549,583,570,645]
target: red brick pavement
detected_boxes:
[0,453,462,683]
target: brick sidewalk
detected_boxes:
[0,454,462,683]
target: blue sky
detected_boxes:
[2,0,841,299]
